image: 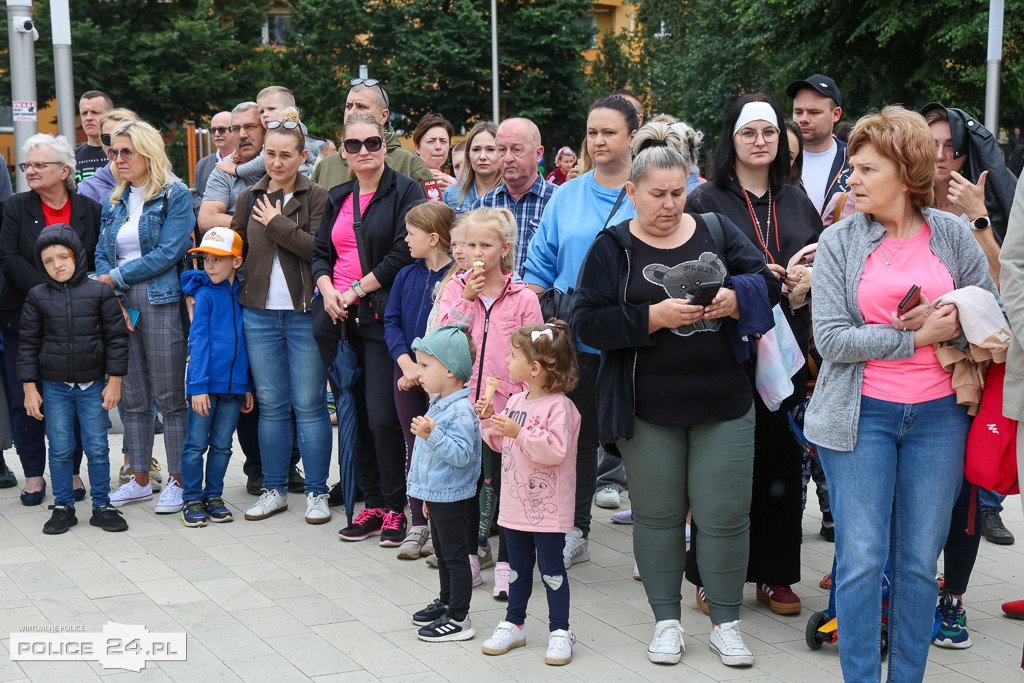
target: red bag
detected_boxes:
[965,363,1020,495]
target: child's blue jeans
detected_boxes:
[505,528,569,631]
[42,381,110,507]
[181,393,243,502]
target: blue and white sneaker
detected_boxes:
[933,594,972,649]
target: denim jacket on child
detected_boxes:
[406,387,481,502]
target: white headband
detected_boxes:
[733,102,778,136]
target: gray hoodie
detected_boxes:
[804,207,1000,451]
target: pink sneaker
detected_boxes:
[470,554,483,587]
[493,561,510,600]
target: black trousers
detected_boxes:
[237,404,300,476]
[566,351,599,537]
[942,475,983,595]
[313,298,406,512]
[428,497,476,621]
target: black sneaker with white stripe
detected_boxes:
[417,611,475,642]
[413,598,449,626]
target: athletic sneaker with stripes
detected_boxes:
[417,611,475,642]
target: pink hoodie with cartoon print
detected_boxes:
[481,390,581,534]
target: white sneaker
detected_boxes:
[470,554,483,587]
[545,629,575,665]
[611,508,633,524]
[595,487,621,509]
[304,492,330,524]
[493,561,511,600]
[245,490,288,520]
[109,475,153,507]
[563,527,590,569]
[154,478,183,514]
[709,620,754,667]
[481,620,526,655]
[648,619,685,664]
[633,561,641,582]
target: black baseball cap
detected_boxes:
[786,74,842,108]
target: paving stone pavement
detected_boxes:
[1,431,1022,681]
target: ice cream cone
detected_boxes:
[483,376,502,412]
[473,261,484,273]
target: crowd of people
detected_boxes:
[0,74,1023,678]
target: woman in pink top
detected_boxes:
[476,320,581,666]
[804,106,1001,682]
[311,112,425,545]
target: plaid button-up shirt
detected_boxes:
[471,175,556,277]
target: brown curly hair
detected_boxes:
[509,319,578,394]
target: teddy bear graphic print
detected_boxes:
[642,251,728,336]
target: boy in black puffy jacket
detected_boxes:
[18,224,129,534]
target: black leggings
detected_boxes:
[941,475,983,596]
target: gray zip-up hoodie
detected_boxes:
[804,207,1001,451]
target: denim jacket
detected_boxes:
[95,181,195,304]
[406,387,482,503]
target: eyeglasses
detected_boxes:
[267,121,302,131]
[106,148,138,162]
[229,123,262,134]
[210,126,229,135]
[343,136,384,154]
[18,161,63,172]
[735,128,780,145]
[350,78,390,108]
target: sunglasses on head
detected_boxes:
[266,121,302,131]
[350,78,390,108]
[342,136,384,155]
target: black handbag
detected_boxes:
[350,184,390,322]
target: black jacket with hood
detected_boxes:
[17,224,128,384]
[921,103,1017,242]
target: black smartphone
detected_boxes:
[688,281,722,307]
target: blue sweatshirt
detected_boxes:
[383,258,452,365]
[180,270,251,395]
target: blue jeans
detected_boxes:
[243,309,330,495]
[181,394,243,502]
[978,487,1005,513]
[42,381,111,507]
[819,394,969,683]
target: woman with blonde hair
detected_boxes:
[443,121,501,215]
[95,119,195,514]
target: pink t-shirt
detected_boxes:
[331,191,375,290]
[858,222,955,403]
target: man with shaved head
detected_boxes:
[471,117,555,275]
[193,111,234,199]
[312,79,433,191]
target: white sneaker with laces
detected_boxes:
[469,554,483,587]
[304,492,330,524]
[595,487,621,509]
[709,619,754,666]
[648,619,685,664]
[545,629,575,665]
[154,477,183,514]
[109,475,153,507]
[563,527,590,569]
[245,490,288,520]
[481,620,525,655]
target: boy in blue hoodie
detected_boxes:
[179,227,253,527]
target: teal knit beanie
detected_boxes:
[411,322,474,381]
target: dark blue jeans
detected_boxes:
[181,394,244,502]
[505,528,569,631]
[42,381,110,507]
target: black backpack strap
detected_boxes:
[701,212,725,253]
[603,187,628,230]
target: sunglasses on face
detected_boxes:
[210,126,229,135]
[106,148,137,162]
[349,78,390,108]
[18,161,62,172]
[343,136,384,155]
[266,121,302,131]
[100,133,111,147]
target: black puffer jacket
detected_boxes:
[17,224,128,384]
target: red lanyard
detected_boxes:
[742,188,780,264]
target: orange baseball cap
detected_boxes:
[189,227,243,259]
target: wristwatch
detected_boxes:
[351,279,367,298]
[971,215,992,232]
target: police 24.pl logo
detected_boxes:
[11,621,186,672]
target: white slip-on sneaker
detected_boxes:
[563,527,590,569]
[595,487,621,509]
[648,619,685,664]
[153,478,183,514]
[109,475,153,507]
[545,629,575,665]
[481,620,526,655]
[304,492,330,524]
[245,490,288,520]
[709,619,754,667]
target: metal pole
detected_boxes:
[985,0,1004,136]
[50,0,75,143]
[7,0,39,192]
[490,0,499,122]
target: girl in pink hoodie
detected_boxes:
[438,207,543,593]
[475,320,582,666]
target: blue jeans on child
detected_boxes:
[818,394,969,683]
[181,394,244,502]
[42,381,111,507]
[504,528,569,631]
[243,309,331,496]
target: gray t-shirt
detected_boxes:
[201,167,255,215]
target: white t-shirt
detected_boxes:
[801,142,838,213]
[116,191,145,267]
[479,295,496,311]
[264,192,294,310]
